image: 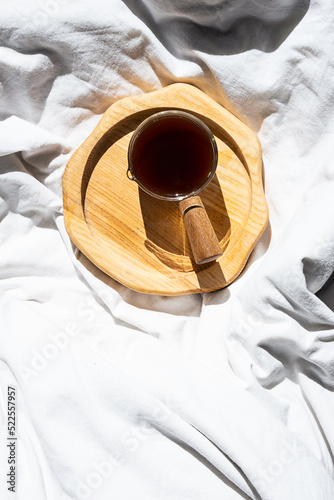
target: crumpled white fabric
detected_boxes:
[1,0,334,499]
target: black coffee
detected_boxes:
[131,116,215,198]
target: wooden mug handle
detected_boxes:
[179,195,223,265]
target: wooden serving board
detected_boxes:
[62,83,268,295]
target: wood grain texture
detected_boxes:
[62,83,268,295]
[179,195,223,265]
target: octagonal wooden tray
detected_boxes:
[62,83,268,295]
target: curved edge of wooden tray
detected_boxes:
[62,83,268,295]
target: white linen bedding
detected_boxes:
[1,1,334,498]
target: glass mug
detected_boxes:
[127,110,222,265]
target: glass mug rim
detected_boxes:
[127,110,218,201]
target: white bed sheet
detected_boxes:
[1,1,334,499]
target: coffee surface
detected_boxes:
[131,116,214,197]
